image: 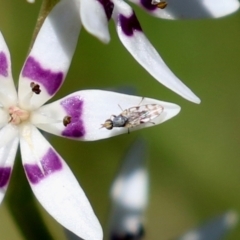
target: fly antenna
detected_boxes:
[138,97,145,106]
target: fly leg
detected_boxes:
[110,115,116,120]
[138,97,145,106]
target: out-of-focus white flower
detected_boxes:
[178,210,238,240]
[108,139,148,239]
[0,0,180,239]
[130,0,239,19]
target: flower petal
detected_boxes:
[112,0,200,104]
[19,124,102,240]
[0,108,9,128]
[111,139,148,209]
[129,0,240,19]
[0,124,19,149]
[18,0,81,110]
[80,0,112,43]
[0,136,18,204]
[31,90,180,141]
[0,32,17,107]
[109,139,148,239]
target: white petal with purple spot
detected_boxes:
[0,137,18,204]
[0,32,17,107]
[19,125,103,240]
[80,0,111,43]
[112,0,200,104]
[18,0,81,110]
[129,0,240,19]
[31,90,180,141]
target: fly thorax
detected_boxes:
[112,115,128,127]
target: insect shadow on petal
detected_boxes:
[101,97,164,134]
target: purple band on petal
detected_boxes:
[140,0,157,11]
[0,52,8,77]
[97,0,114,20]
[24,164,44,184]
[61,96,85,138]
[24,148,62,184]
[119,13,142,36]
[41,148,62,175]
[22,57,64,96]
[0,167,11,187]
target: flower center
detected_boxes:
[8,106,30,125]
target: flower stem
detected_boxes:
[6,152,53,240]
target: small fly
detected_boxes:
[101,101,164,133]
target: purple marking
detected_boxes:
[0,167,11,187]
[22,56,64,96]
[119,13,142,36]
[24,148,62,184]
[0,52,8,77]
[140,0,157,11]
[41,148,62,174]
[24,164,44,185]
[97,0,114,20]
[61,96,85,138]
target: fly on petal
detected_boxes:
[31,90,181,141]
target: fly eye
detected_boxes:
[30,82,41,94]
[105,119,113,130]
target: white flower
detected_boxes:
[0,0,180,239]
[74,0,237,104]
[68,0,201,104]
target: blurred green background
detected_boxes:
[0,0,239,239]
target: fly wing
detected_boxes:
[139,104,164,123]
[126,104,164,126]
[127,111,143,127]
